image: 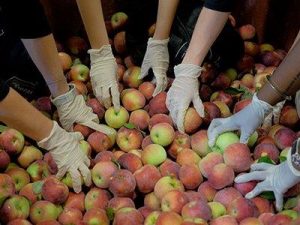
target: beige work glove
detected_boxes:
[262,100,286,130]
[38,121,91,193]
[140,38,169,96]
[88,45,120,111]
[52,84,115,136]
[166,64,205,133]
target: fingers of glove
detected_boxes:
[111,84,121,112]
[69,168,82,193]
[207,118,234,148]
[140,59,151,79]
[69,132,84,141]
[235,171,267,183]
[152,74,167,97]
[83,121,115,136]
[79,163,92,187]
[193,94,205,117]
[101,86,112,109]
[239,129,253,144]
[250,163,274,171]
[60,120,73,132]
[176,103,190,133]
[274,191,284,211]
[56,166,68,180]
[245,181,268,199]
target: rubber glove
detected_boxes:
[166,64,204,133]
[88,45,120,111]
[140,38,169,96]
[296,90,300,117]
[208,93,273,147]
[38,121,91,193]
[52,84,115,136]
[262,100,285,130]
[235,142,300,211]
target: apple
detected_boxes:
[86,98,105,120]
[0,195,30,223]
[244,41,260,56]
[107,197,135,214]
[203,102,221,125]
[0,128,25,155]
[260,43,274,54]
[87,131,112,153]
[154,176,184,200]
[148,23,156,37]
[139,82,155,100]
[150,123,175,146]
[109,169,136,197]
[113,207,144,225]
[207,163,235,189]
[43,153,58,175]
[118,153,142,173]
[210,91,233,107]
[211,73,232,90]
[224,68,238,81]
[142,144,167,166]
[41,176,69,204]
[117,63,126,81]
[85,187,111,210]
[144,211,160,225]
[236,55,255,72]
[66,36,88,55]
[148,92,169,116]
[69,64,90,83]
[34,97,52,113]
[93,151,116,164]
[156,211,183,225]
[111,12,128,30]
[58,207,83,225]
[123,67,142,88]
[181,200,212,221]
[6,167,30,192]
[213,187,242,209]
[116,127,143,152]
[208,201,226,219]
[83,208,109,225]
[184,107,203,134]
[134,164,162,193]
[210,215,238,225]
[144,192,160,210]
[26,160,50,182]
[159,159,180,178]
[0,149,10,171]
[148,114,173,130]
[176,148,201,166]
[168,132,191,159]
[212,132,239,153]
[129,109,150,130]
[200,84,213,102]
[0,174,16,206]
[58,52,72,72]
[200,63,218,83]
[124,55,135,68]
[197,181,217,202]
[114,31,127,54]
[121,88,146,111]
[64,192,85,212]
[191,130,211,157]
[17,146,43,168]
[179,164,203,190]
[7,219,32,225]
[105,106,129,128]
[19,182,42,205]
[239,24,256,40]
[92,161,118,188]
[71,81,88,96]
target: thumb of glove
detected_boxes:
[240,129,252,144]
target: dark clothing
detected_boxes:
[204,0,234,12]
[0,80,9,101]
[0,0,51,101]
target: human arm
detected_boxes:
[75,0,120,110]
[0,86,91,193]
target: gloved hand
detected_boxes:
[140,38,169,96]
[208,93,273,147]
[52,84,115,136]
[262,100,286,130]
[166,64,204,133]
[88,45,120,111]
[38,121,91,193]
[296,90,300,118]
[235,143,300,211]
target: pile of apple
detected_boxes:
[1,12,300,225]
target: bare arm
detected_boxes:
[21,34,69,98]
[257,38,300,105]
[153,0,180,40]
[76,0,109,49]
[182,7,230,65]
[0,88,53,141]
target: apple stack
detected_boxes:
[1,12,300,225]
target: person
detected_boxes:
[207,30,300,211]
[0,0,119,190]
[140,0,236,133]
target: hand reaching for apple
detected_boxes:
[52,84,115,136]
[208,93,273,147]
[37,121,91,193]
[88,45,120,111]
[166,64,205,133]
[140,38,169,96]
[235,145,300,211]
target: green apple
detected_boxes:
[213,132,239,153]
[144,211,161,225]
[225,68,238,81]
[279,209,298,220]
[105,106,129,129]
[141,144,167,166]
[247,131,258,147]
[208,201,226,219]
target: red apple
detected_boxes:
[69,64,90,83]
[0,128,25,155]
[111,12,128,30]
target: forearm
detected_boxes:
[153,0,180,40]
[257,38,300,105]
[0,88,53,141]
[21,34,69,98]
[182,7,230,65]
[76,0,109,49]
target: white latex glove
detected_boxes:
[88,45,120,110]
[235,145,300,211]
[296,90,300,118]
[140,38,169,96]
[38,121,91,193]
[166,64,204,133]
[208,93,273,147]
[52,84,115,136]
[262,100,285,130]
